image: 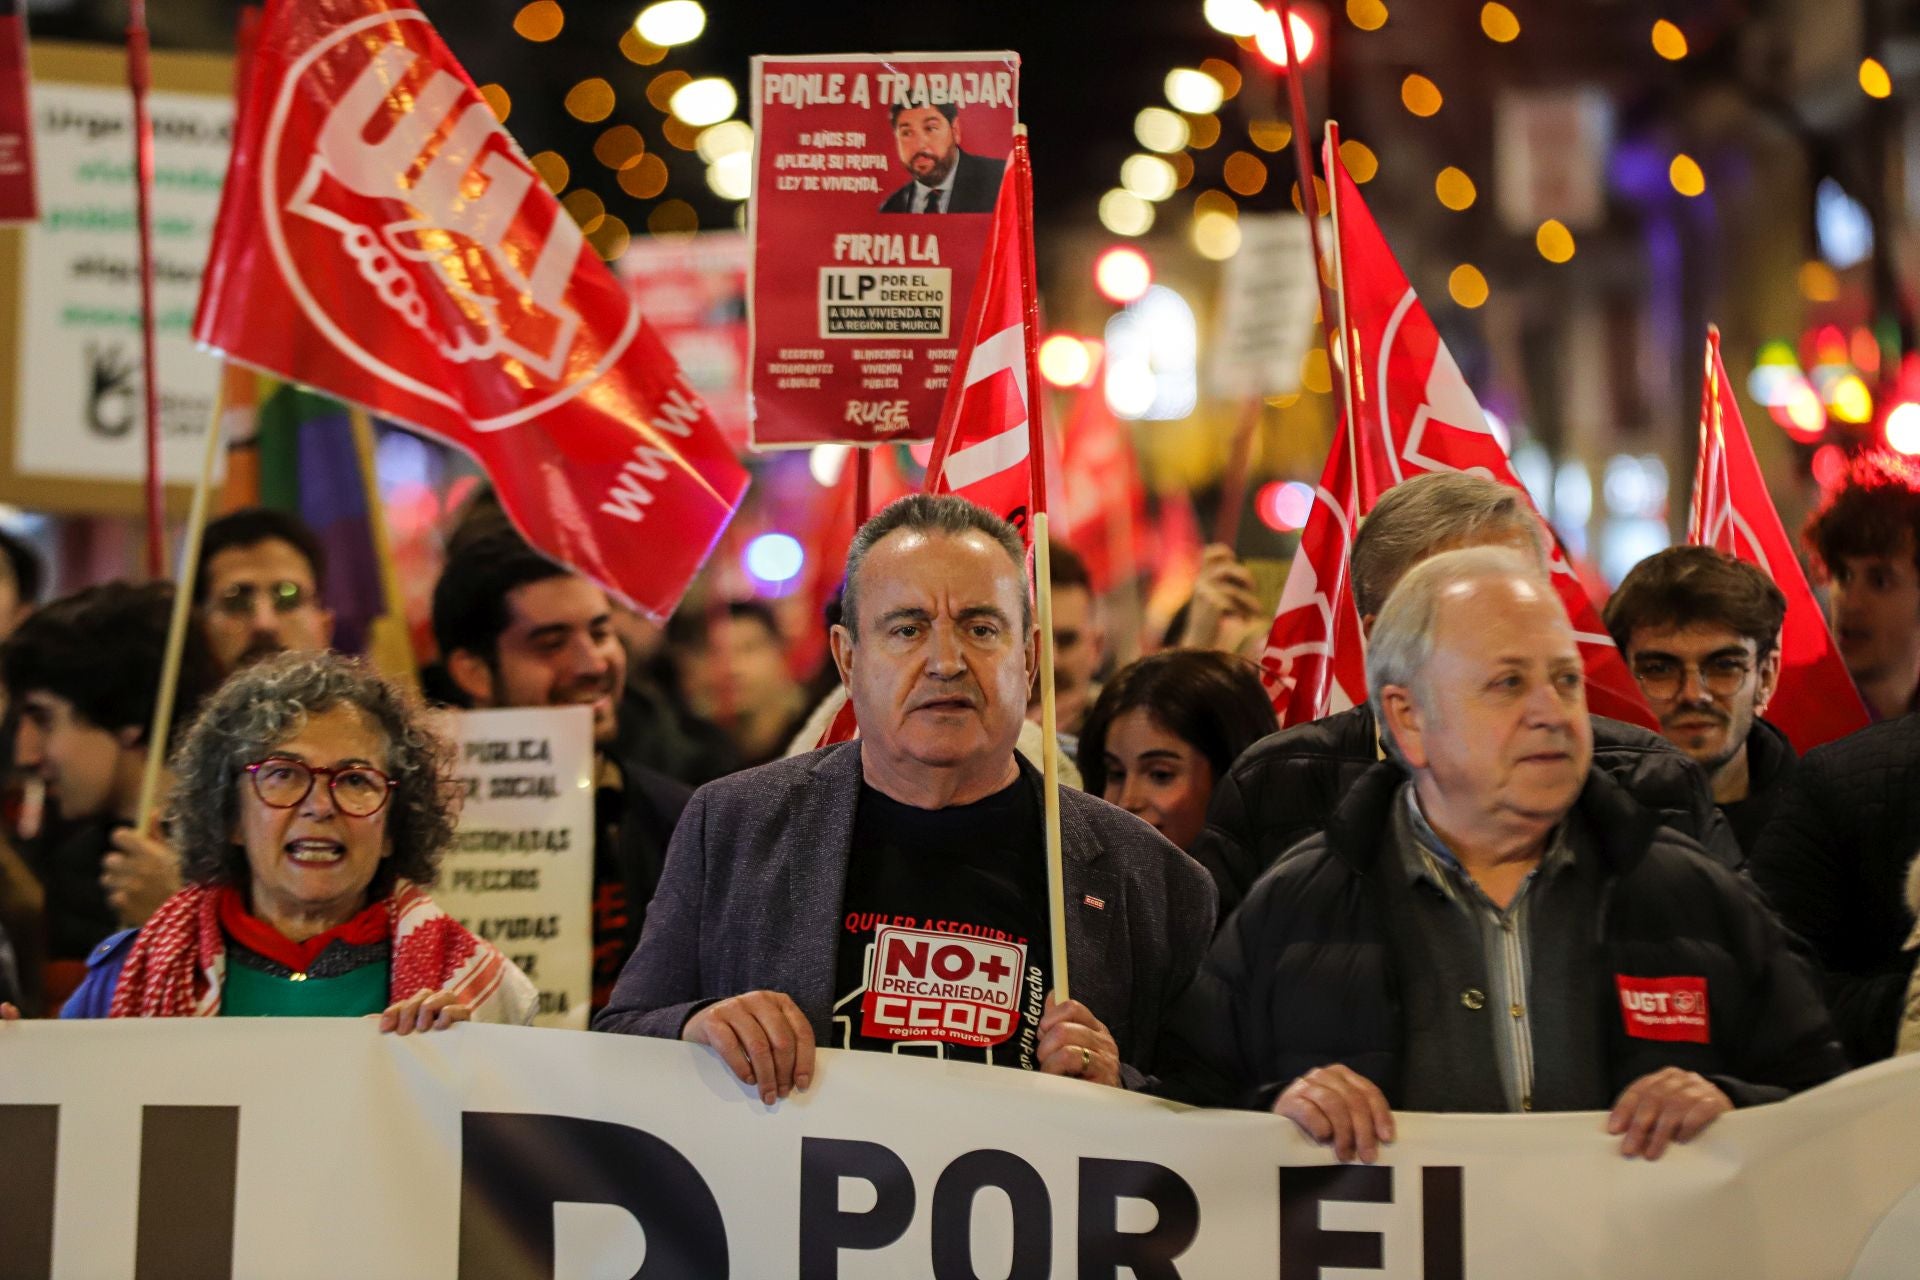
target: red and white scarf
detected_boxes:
[108,880,511,1019]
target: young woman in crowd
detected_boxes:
[1076,649,1278,853]
[55,652,534,1027]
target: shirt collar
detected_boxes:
[1396,782,1573,892]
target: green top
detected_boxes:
[220,956,390,1018]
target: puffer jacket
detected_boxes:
[1750,713,1920,1065]
[1158,764,1847,1111]
[1192,704,1741,918]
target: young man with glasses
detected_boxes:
[195,508,335,678]
[1603,547,1789,857]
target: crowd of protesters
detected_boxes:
[1,454,1918,1165]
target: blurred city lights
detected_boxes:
[1812,444,1849,489]
[1195,189,1239,220]
[1200,59,1243,99]
[1535,219,1576,263]
[1448,264,1489,308]
[1192,210,1242,260]
[1165,68,1225,114]
[564,78,616,123]
[1121,153,1179,202]
[634,0,706,46]
[1249,119,1293,152]
[1339,139,1379,182]
[562,189,605,232]
[1668,154,1705,197]
[744,534,804,585]
[1257,480,1316,532]
[1223,151,1269,196]
[594,125,646,170]
[1860,58,1893,99]
[1435,165,1477,210]
[808,444,850,488]
[619,153,669,198]
[1480,2,1519,41]
[1202,0,1265,37]
[1104,286,1198,421]
[619,28,668,65]
[646,69,692,111]
[1134,107,1190,154]
[1253,9,1319,66]
[1185,113,1222,148]
[1887,403,1920,455]
[1651,19,1687,60]
[1039,334,1096,387]
[1779,382,1826,441]
[1301,348,1332,394]
[1098,189,1155,237]
[1347,0,1389,32]
[706,150,752,200]
[697,120,754,163]
[477,83,511,123]
[588,215,631,261]
[513,1,564,42]
[529,150,570,193]
[1828,374,1874,425]
[1401,74,1443,117]
[1817,179,1875,268]
[1094,246,1154,304]
[670,77,738,127]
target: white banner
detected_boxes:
[3,1020,1918,1278]
[437,707,595,1030]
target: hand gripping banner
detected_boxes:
[193,0,748,621]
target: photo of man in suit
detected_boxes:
[878,101,1006,214]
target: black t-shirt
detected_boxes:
[832,777,1052,1070]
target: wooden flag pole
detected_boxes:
[1033,512,1070,1003]
[348,406,421,695]
[128,0,164,578]
[1323,122,1364,460]
[134,386,227,831]
[1213,396,1263,547]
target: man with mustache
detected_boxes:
[432,527,691,1013]
[1158,547,1843,1161]
[597,495,1215,1103]
[195,509,335,678]
[877,100,1006,215]
[1603,547,1790,858]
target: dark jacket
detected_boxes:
[1719,717,1796,859]
[1750,713,1920,1065]
[594,741,1217,1085]
[879,149,1006,214]
[1192,705,1742,918]
[1158,764,1847,1111]
[602,742,694,964]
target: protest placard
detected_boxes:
[749,52,1019,449]
[435,706,594,1030]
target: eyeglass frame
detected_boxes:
[242,756,398,817]
[1628,650,1761,703]
[211,580,317,618]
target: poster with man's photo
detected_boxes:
[748,52,1019,449]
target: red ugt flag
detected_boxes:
[1690,328,1869,751]
[193,0,748,622]
[1323,134,1658,730]
[924,132,1042,541]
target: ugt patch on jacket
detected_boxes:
[1615,974,1711,1043]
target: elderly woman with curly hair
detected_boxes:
[57,652,535,1029]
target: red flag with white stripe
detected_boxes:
[923,132,1042,542]
[818,133,1041,747]
[1259,414,1368,724]
[1690,328,1869,751]
[1318,132,1658,730]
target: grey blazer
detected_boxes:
[594,742,1217,1085]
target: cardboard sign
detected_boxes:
[1208,212,1318,400]
[436,706,595,1030]
[748,52,1019,449]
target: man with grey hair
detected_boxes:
[598,495,1215,1101]
[1157,546,1843,1160]
[1193,470,1736,916]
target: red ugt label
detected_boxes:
[1615,975,1711,1044]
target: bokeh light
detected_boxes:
[1886,403,1920,454]
[1165,68,1225,114]
[1449,264,1489,308]
[707,151,752,200]
[1347,0,1389,32]
[1799,260,1840,302]
[1184,113,1222,149]
[1200,59,1243,100]
[564,78,616,123]
[1192,210,1242,260]
[1480,2,1520,41]
[697,120,754,163]
[1651,19,1687,59]
[619,153,669,199]
[1039,334,1095,388]
[1401,74,1443,117]
[1435,166,1476,210]
[512,1,563,42]
[1253,9,1319,66]
[1135,107,1190,153]
[1224,151,1268,196]
[1339,139,1379,183]
[594,125,646,171]
[1094,246,1153,304]
[1669,154,1705,197]
[561,189,605,233]
[744,533,804,585]
[670,77,737,127]
[1536,219,1576,263]
[1860,58,1893,99]
[1258,480,1316,531]
[647,198,699,238]
[477,83,510,123]
[1249,119,1293,152]
[529,150,570,194]
[1301,348,1332,395]
[634,0,706,46]
[1098,189,1155,237]
[1121,153,1179,202]
[1202,0,1264,37]
[1829,374,1874,424]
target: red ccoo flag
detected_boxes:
[193,0,747,622]
[1301,128,1658,730]
[1260,414,1368,724]
[819,133,1042,747]
[1691,327,1869,751]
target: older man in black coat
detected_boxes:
[597,496,1215,1100]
